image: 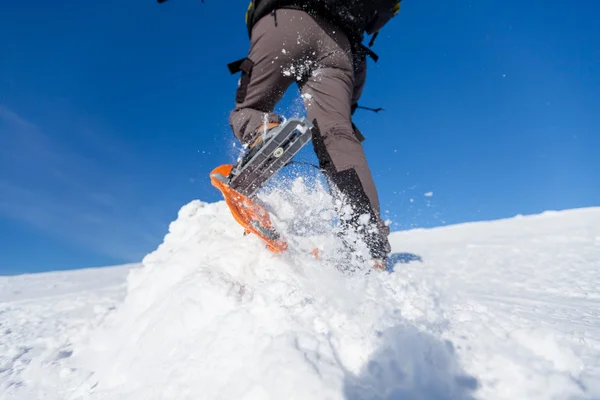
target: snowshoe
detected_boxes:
[228,118,313,197]
[210,118,314,253]
[211,164,287,253]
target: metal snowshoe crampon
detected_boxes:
[210,118,313,253]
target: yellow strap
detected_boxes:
[245,1,253,24]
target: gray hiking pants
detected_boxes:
[229,9,390,258]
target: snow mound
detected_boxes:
[75,181,477,399]
[68,178,600,400]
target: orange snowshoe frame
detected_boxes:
[210,164,288,253]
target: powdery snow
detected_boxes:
[388,208,600,399]
[1,181,599,400]
[0,265,134,399]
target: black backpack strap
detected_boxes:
[359,44,379,63]
[368,32,379,48]
[227,58,247,74]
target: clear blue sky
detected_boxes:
[1,0,598,274]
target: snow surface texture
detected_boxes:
[1,179,599,400]
[0,265,133,399]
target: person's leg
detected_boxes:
[229,11,298,146]
[229,9,325,146]
[228,8,390,258]
[298,16,391,259]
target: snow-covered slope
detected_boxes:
[1,182,599,400]
[388,208,600,399]
[0,265,133,399]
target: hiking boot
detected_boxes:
[371,258,387,271]
[248,121,280,149]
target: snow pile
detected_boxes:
[1,184,599,400]
[60,179,600,400]
[75,180,477,399]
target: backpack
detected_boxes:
[245,0,401,41]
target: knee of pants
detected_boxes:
[311,120,365,172]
